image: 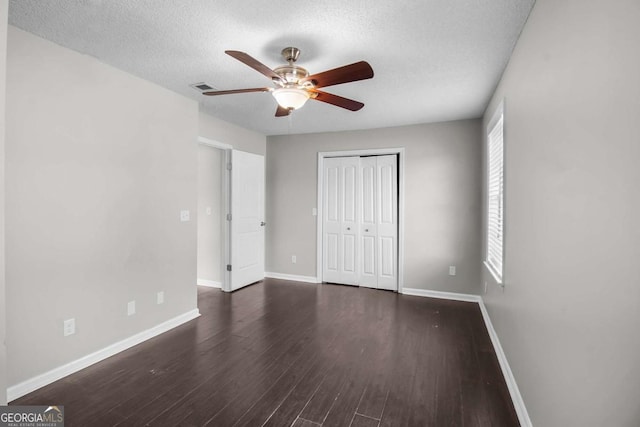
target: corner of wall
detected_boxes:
[0,0,9,406]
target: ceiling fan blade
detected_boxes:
[301,61,374,88]
[225,50,283,83]
[275,105,292,117]
[310,90,365,111]
[202,88,271,96]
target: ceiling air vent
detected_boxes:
[190,82,215,92]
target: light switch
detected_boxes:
[205,207,212,216]
[180,210,190,222]
[312,208,317,216]
[449,266,456,276]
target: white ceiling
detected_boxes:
[8,0,534,136]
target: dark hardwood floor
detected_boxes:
[12,279,519,426]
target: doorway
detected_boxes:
[197,139,228,290]
[316,148,405,292]
[197,137,266,293]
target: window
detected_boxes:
[486,103,504,283]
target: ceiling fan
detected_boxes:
[203,47,374,117]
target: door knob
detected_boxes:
[347,227,351,230]
[260,221,266,226]
[365,229,369,232]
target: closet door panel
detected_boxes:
[359,157,377,288]
[377,155,398,290]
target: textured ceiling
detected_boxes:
[8,0,535,136]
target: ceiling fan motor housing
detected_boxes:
[273,64,309,85]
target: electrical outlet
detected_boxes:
[157,291,164,305]
[180,210,190,222]
[449,266,456,276]
[292,255,297,264]
[63,318,76,336]
[127,301,136,316]
[205,207,212,216]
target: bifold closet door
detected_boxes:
[322,157,359,286]
[323,155,398,290]
[359,155,398,290]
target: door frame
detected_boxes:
[316,148,405,292]
[198,136,233,292]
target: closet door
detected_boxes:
[359,155,398,290]
[322,157,359,286]
[375,155,398,290]
[359,157,378,288]
[322,155,397,290]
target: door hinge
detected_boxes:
[226,264,232,272]
[226,163,232,170]
[226,213,232,221]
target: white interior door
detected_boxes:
[230,149,265,291]
[322,155,398,290]
[322,157,359,286]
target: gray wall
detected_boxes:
[481,0,640,425]
[267,120,481,293]
[6,27,199,386]
[197,145,223,284]
[0,0,7,406]
[199,112,266,155]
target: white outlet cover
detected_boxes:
[180,210,190,222]
[63,318,75,336]
[127,301,136,316]
[312,208,317,216]
[205,207,212,216]
[157,291,164,305]
[449,266,456,276]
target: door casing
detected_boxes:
[316,148,405,292]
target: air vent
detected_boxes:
[190,82,215,92]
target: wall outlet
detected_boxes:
[449,266,456,276]
[127,300,136,316]
[292,255,297,264]
[63,318,76,336]
[157,291,164,305]
[205,207,212,216]
[180,210,190,222]
[312,208,317,216]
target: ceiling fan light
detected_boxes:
[272,87,310,110]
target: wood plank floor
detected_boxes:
[12,279,519,426]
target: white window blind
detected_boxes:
[486,107,504,283]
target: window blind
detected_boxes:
[486,112,504,282]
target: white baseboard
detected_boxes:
[7,309,201,402]
[265,272,321,284]
[401,288,532,427]
[197,279,222,288]
[478,299,532,427]
[401,287,482,303]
